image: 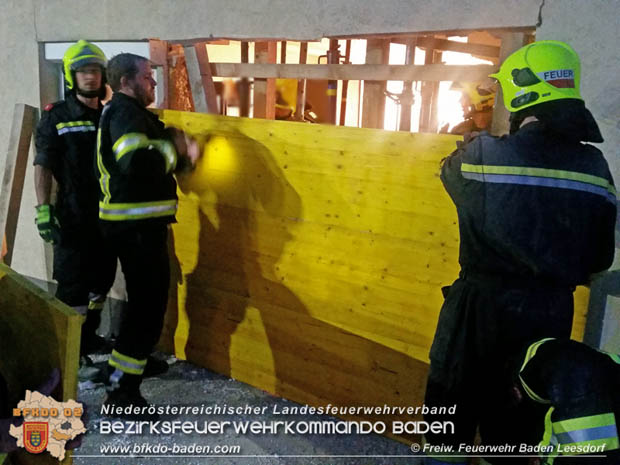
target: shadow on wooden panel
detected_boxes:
[159,130,429,437]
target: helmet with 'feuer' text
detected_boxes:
[489,40,582,113]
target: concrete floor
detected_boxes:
[74,353,422,465]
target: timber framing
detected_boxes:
[145,29,530,130]
[206,63,496,82]
[396,36,500,58]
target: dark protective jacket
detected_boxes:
[34,92,102,231]
[95,92,178,228]
[424,122,617,453]
[440,122,616,287]
[519,338,620,464]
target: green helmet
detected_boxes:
[62,40,107,90]
[489,40,582,113]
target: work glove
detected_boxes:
[35,204,61,244]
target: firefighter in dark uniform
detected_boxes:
[96,53,199,408]
[515,338,619,464]
[422,40,616,464]
[34,40,117,358]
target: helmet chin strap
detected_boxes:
[76,87,101,98]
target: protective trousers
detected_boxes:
[53,226,116,354]
[423,275,574,464]
[102,224,170,383]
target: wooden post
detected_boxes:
[194,42,219,114]
[294,42,308,121]
[399,38,416,132]
[239,42,250,117]
[254,42,277,119]
[419,38,442,133]
[491,33,526,136]
[339,40,351,126]
[362,39,390,129]
[184,43,219,114]
[0,104,38,267]
[326,39,340,125]
[184,45,207,113]
[149,39,170,109]
[429,49,443,132]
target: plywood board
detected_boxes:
[0,104,38,266]
[0,263,81,464]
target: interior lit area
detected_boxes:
[45,33,499,135]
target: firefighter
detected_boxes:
[515,338,619,464]
[422,40,616,464]
[96,53,200,409]
[445,82,495,135]
[34,40,117,361]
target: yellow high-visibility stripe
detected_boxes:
[518,338,555,403]
[96,125,112,204]
[461,163,617,197]
[109,349,146,375]
[88,301,104,310]
[553,413,616,434]
[56,121,95,130]
[113,132,177,173]
[99,200,178,221]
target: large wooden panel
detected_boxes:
[157,111,589,433]
[0,263,81,464]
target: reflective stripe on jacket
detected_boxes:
[96,92,178,225]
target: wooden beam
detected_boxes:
[183,45,208,113]
[150,39,170,109]
[0,104,38,267]
[491,33,526,136]
[362,39,390,129]
[208,62,496,82]
[294,42,308,121]
[327,39,340,124]
[419,42,442,133]
[393,36,500,58]
[328,26,534,41]
[239,42,250,117]
[428,49,443,132]
[253,42,277,119]
[149,38,168,66]
[339,40,352,126]
[399,38,416,132]
[194,42,219,114]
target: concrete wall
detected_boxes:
[0,0,48,283]
[33,0,540,42]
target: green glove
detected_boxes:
[35,204,61,244]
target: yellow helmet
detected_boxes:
[490,40,582,112]
[452,82,496,113]
[62,40,107,90]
